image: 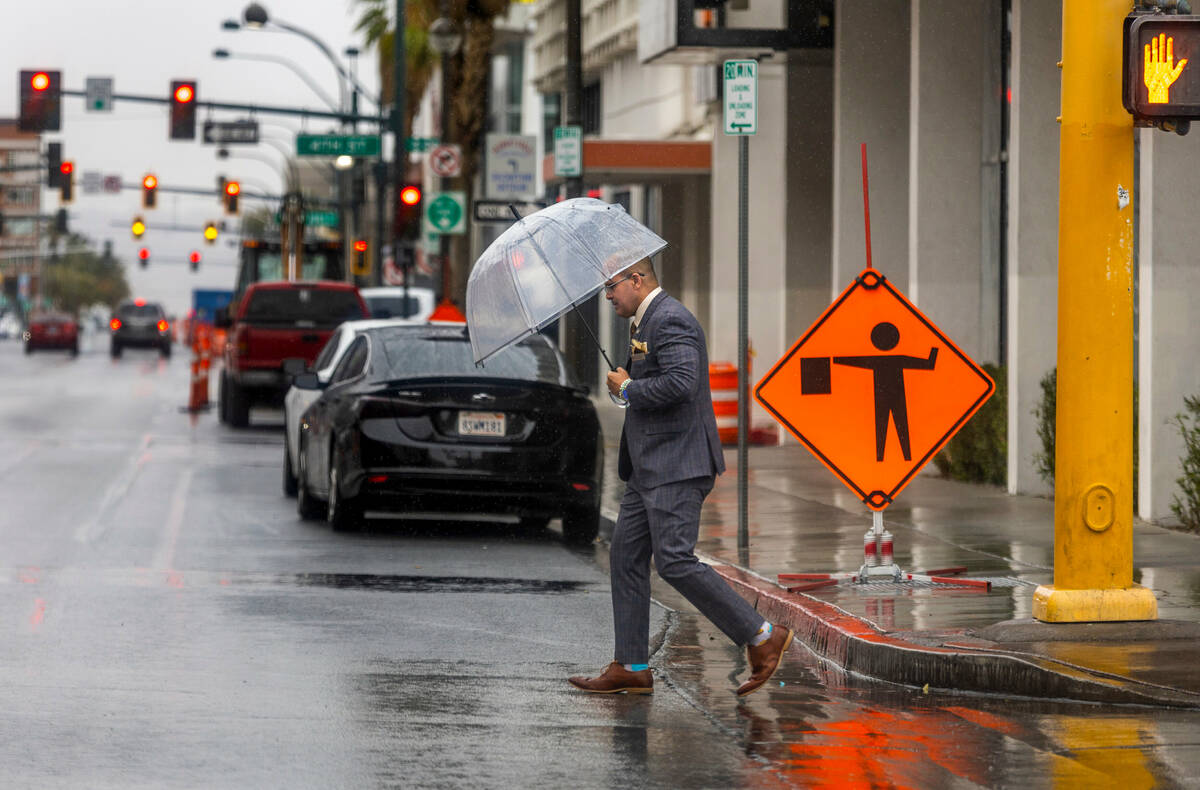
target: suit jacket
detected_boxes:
[617,293,726,486]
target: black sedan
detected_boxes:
[293,324,603,543]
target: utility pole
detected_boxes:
[1033,0,1157,623]
[391,0,408,286]
[562,0,596,388]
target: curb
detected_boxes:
[711,563,1200,709]
[600,507,1200,707]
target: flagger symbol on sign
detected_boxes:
[803,321,939,462]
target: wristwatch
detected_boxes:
[619,378,632,401]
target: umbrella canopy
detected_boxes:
[466,198,667,365]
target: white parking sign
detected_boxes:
[723,60,757,136]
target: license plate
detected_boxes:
[458,411,506,437]
[47,327,59,335]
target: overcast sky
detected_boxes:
[3,0,383,315]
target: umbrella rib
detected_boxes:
[523,216,616,371]
[502,239,538,330]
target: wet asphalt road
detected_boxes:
[4,332,1200,788]
[0,334,771,788]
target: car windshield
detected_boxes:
[242,289,366,326]
[376,332,568,385]
[365,295,423,319]
[118,305,163,319]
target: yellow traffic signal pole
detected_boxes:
[1033,0,1157,622]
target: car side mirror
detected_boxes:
[292,372,322,390]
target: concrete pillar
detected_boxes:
[1139,128,1200,522]
[831,0,910,293]
[1007,0,1062,496]
[711,59,789,427]
[785,59,834,345]
[907,0,995,361]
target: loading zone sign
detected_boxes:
[723,60,757,135]
[754,269,994,511]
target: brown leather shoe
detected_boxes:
[736,624,794,697]
[568,662,653,694]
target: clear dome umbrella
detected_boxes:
[466,198,667,403]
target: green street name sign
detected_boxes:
[272,210,340,228]
[296,134,381,157]
[406,136,441,153]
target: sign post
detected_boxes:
[724,59,757,561]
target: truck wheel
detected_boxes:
[227,379,250,428]
[217,374,229,424]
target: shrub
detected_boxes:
[933,363,1006,485]
[1170,395,1200,532]
[1033,368,1056,485]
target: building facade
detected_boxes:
[0,120,42,318]
[510,0,1200,525]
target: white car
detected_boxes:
[282,318,415,497]
[359,286,436,322]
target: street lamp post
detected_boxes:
[228,3,384,283]
[212,48,339,112]
[428,11,462,303]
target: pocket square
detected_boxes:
[631,339,648,354]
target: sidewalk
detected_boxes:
[593,400,1200,708]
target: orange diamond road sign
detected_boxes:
[755,268,994,511]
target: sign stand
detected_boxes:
[759,145,995,593]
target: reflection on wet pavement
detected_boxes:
[658,608,1200,789]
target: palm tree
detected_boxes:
[353,0,512,302]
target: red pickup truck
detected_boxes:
[217,280,368,428]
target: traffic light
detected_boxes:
[223,181,240,214]
[142,174,158,209]
[46,142,62,188]
[169,80,197,140]
[18,70,61,132]
[189,251,201,272]
[351,239,369,276]
[1124,13,1200,132]
[396,184,422,241]
[58,161,73,204]
[132,216,146,239]
[204,222,218,245]
[138,247,150,268]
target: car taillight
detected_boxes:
[157,320,169,332]
[234,326,249,357]
[109,318,121,331]
[572,483,591,491]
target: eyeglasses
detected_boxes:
[603,273,638,294]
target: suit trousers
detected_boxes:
[610,475,763,664]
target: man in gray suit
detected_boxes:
[568,258,793,696]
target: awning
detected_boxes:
[542,139,711,185]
